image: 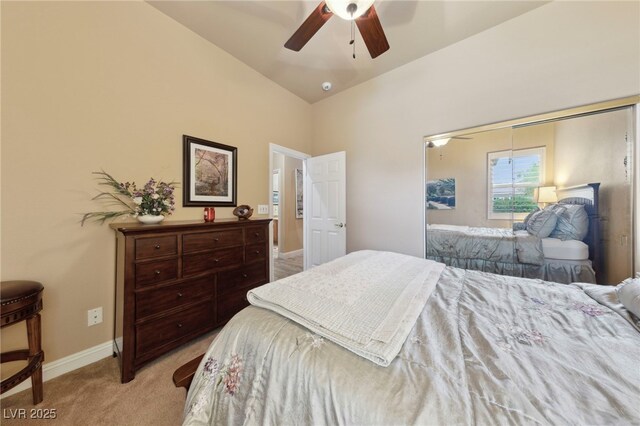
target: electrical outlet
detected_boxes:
[257,204,269,214]
[88,307,103,327]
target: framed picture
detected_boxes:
[426,178,456,210]
[183,135,237,207]
[295,168,304,218]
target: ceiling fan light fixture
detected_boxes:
[431,138,451,147]
[325,0,375,20]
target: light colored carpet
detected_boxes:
[274,253,303,280]
[1,330,218,425]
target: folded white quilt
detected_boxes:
[247,250,445,366]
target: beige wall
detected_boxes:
[280,156,304,253]
[426,124,555,228]
[1,1,311,367]
[311,1,639,257]
[272,153,303,253]
[553,109,634,283]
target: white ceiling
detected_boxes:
[148,1,547,103]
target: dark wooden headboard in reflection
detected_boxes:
[556,183,601,282]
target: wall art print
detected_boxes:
[426,178,456,210]
[183,135,237,207]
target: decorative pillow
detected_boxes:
[512,222,526,231]
[545,203,566,215]
[617,278,640,318]
[523,207,540,226]
[526,209,558,238]
[549,204,589,241]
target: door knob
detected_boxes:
[335,222,345,228]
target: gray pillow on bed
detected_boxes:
[523,207,540,226]
[617,278,640,318]
[526,209,558,238]
[512,222,526,231]
[514,207,541,232]
[549,204,589,241]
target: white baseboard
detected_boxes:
[1,340,113,399]
[279,249,303,259]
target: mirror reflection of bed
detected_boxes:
[425,107,634,285]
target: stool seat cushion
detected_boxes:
[1,281,44,304]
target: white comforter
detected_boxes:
[247,250,444,366]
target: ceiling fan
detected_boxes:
[426,136,472,148]
[284,0,390,59]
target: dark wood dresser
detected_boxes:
[110,218,271,383]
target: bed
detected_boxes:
[426,183,601,284]
[180,250,639,425]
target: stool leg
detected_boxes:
[26,313,43,405]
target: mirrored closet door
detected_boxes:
[425,98,637,285]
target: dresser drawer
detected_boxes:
[216,288,250,325]
[136,277,214,319]
[183,246,244,277]
[183,229,244,253]
[245,226,267,244]
[245,243,267,264]
[135,235,177,260]
[136,301,213,356]
[217,263,267,296]
[135,259,178,287]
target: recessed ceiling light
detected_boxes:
[321,82,332,91]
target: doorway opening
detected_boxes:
[269,144,310,281]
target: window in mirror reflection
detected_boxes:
[488,147,545,220]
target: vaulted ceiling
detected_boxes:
[148,1,547,103]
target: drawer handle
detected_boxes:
[254,232,260,237]
[242,273,248,278]
[177,323,183,328]
[177,292,183,298]
[214,259,220,263]
[154,244,161,249]
[255,250,260,254]
[214,238,219,242]
[154,270,161,275]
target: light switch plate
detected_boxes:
[257,205,269,214]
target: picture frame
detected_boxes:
[295,168,304,218]
[183,135,237,207]
[426,178,456,210]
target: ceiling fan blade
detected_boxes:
[355,5,389,59]
[285,1,333,51]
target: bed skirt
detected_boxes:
[425,256,596,284]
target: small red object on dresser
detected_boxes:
[204,207,215,222]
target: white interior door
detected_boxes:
[304,151,346,268]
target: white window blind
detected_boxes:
[487,147,545,220]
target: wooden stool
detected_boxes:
[173,354,204,390]
[1,280,44,404]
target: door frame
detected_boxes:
[268,143,311,282]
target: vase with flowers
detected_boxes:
[81,171,177,226]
